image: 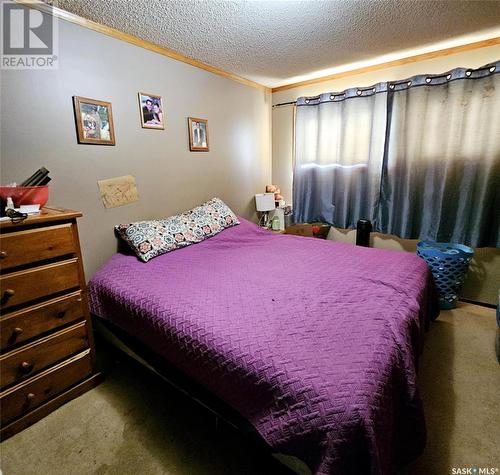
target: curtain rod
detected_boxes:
[273,61,498,109]
[272,101,297,108]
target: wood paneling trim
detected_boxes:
[271,37,500,93]
[14,0,270,93]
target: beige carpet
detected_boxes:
[402,302,500,474]
[1,303,499,475]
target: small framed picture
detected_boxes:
[188,117,209,151]
[73,96,115,145]
[138,92,164,129]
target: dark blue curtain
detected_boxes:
[294,83,387,228]
[293,61,500,247]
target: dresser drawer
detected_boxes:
[0,223,76,271]
[0,258,80,310]
[1,291,85,351]
[0,350,92,426]
[0,322,89,389]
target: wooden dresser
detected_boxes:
[0,207,101,440]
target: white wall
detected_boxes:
[272,46,500,305]
[0,18,272,278]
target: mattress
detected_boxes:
[88,218,437,474]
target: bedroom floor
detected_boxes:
[1,302,499,475]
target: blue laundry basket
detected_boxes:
[417,241,474,310]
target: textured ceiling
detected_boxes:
[55,0,500,87]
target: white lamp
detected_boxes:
[255,193,275,227]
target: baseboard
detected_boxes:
[459,298,497,309]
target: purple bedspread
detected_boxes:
[88,218,437,474]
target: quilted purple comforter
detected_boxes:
[88,218,437,474]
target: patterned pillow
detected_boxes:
[115,197,239,262]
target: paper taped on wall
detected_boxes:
[97,175,139,208]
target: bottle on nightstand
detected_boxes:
[268,207,285,231]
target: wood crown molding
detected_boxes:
[271,37,500,93]
[14,0,271,93]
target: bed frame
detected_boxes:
[94,317,259,432]
[92,317,308,474]
[92,315,311,475]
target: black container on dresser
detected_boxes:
[0,207,102,440]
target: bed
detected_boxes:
[88,217,438,474]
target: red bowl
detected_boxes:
[0,186,49,208]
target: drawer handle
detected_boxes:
[0,251,7,259]
[20,361,34,373]
[26,392,36,401]
[13,327,24,336]
[4,288,15,298]
[56,310,67,319]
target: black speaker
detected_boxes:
[356,219,372,247]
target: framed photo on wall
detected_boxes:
[188,117,209,151]
[138,92,164,129]
[73,96,115,145]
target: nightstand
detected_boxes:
[284,223,331,239]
